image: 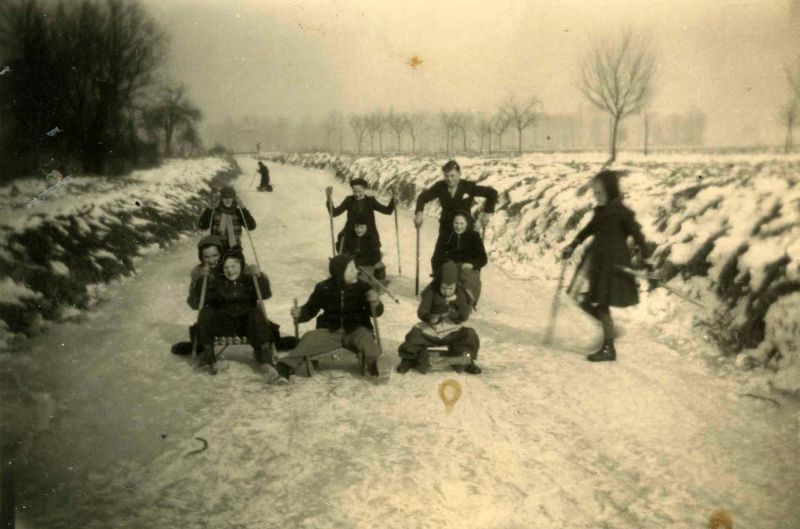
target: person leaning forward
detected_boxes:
[413,159,498,235]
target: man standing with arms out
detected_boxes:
[413,160,498,235]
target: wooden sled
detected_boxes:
[418,347,472,373]
[289,347,368,378]
[197,335,277,376]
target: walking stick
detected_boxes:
[293,298,299,339]
[191,274,209,363]
[394,193,402,275]
[615,266,707,308]
[327,193,336,257]
[543,260,568,345]
[358,265,400,303]
[237,204,262,272]
[415,226,420,296]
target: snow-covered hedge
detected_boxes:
[263,152,800,392]
[0,157,241,350]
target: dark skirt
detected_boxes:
[567,248,639,308]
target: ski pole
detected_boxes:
[326,192,336,257]
[191,274,209,362]
[358,265,400,303]
[237,204,262,272]
[415,226,420,296]
[543,260,567,345]
[370,301,383,356]
[393,191,401,275]
[293,298,299,339]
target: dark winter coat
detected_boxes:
[415,180,498,232]
[327,195,394,246]
[431,227,488,272]
[417,283,471,324]
[187,267,224,309]
[339,230,382,267]
[567,198,649,307]
[197,202,256,248]
[192,272,271,315]
[297,278,384,333]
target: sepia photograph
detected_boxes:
[1,0,799,527]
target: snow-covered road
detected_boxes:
[16,156,800,529]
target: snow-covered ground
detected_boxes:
[8,156,799,529]
[264,152,800,394]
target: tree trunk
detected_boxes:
[609,115,620,163]
[379,132,383,153]
[498,133,503,152]
[517,126,523,155]
[396,132,402,151]
[488,133,492,155]
[643,114,650,156]
[479,133,484,153]
[462,130,467,152]
[785,118,794,154]
[411,134,416,154]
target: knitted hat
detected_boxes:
[329,254,354,285]
[220,185,236,198]
[440,261,458,285]
[196,235,224,262]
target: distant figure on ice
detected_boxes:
[339,216,387,283]
[396,261,481,374]
[561,170,652,362]
[431,210,488,307]
[276,255,391,380]
[326,178,395,249]
[257,161,272,191]
[197,185,256,256]
[413,159,498,235]
[193,253,280,374]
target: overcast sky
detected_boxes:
[144,0,800,146]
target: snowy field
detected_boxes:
[5,155,799,529]
[265,151,800,394]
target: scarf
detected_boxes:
[218,212,238,248]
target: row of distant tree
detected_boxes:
[0,0,203,181]
[210,107,709,156]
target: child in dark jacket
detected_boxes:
[197,185,256,255]
[562,170,652,362]
[277,255,390,379]
[326,178,395,248]
[431,210,488,306]
[338,217,387,282]
[397,261,481,375]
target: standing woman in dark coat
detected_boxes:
[562,170,652,362]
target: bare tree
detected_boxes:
[404,113,427,154]
[321,111,342,152]
[475,115,493,154]
[386,110,407,152]
[364,111,386,154]
[579,29,658,163]
[451,112,472,153]
[349,114,367,154]
[499,95,543,154]
[492,113,510,153]
[439,112,460,155]
[642,110,650,156]
[780,99,799,153]
[143,83,202,157]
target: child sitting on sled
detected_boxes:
[396,261,481,375]
[338,216,388,283]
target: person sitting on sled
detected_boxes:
[193,253,281,379]
[339,216,388,283]
[276,254,391,380]
[197,185,256,256]
[326,177,395,249]
[561,170,653,363]
[257,161,271,191]
[431,209,488,307]
[396,261,481,374]
[413,159,498,236]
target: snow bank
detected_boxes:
[264,152,800,392]
[0,157,240,348]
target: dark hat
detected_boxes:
[196,235,224,261]
[451,209,474,228]
[329,254,355,285]
[439,261,458,285]
[593,170,622,202]
[350,178,368,188]
[220,185,236,198]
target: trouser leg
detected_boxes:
[278,329,344,376]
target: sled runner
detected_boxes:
[417,347,472,373]
[291,347,369,378]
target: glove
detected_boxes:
[414,212,424,229]
[461,263,474,270]
[245,264,260,276]
[290,306,301,320]
[428,314,441,324]
[561,243,576,260]
[365,289,380,304]
[325,186,333,197]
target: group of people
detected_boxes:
[176,158,653,385]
